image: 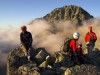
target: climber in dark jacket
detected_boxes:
[20,25,33,61]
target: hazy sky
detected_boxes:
[0,0,100,29]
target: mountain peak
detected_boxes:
[43,5,93,25]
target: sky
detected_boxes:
[0,0,100,29]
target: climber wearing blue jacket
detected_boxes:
[20,25,33,61]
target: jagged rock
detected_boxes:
[7,47,100,75]
[52,51,75,68]
[7,47,25,75]
[92,48,100,66]
[46,55,56,66]
[64,64,100,75]
[56,67,67,75]
[6,47,37,75]
[39,61,48,68]
[41,69,56,75]
[35,48,50,65]
[18,63,40,75]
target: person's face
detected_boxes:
[88,29,92,32]
[22,30,26,33]
[76,37,79,41]
[78,45,81,48]
[88,27,92,32]
[78,44,82,48]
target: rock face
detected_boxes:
[7,46,100,75]
[43,5,93,25]
[64,64,100,75]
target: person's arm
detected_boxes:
[85,33,88,43]
[93,32,97,42]
[20,33,24,45]
[72,40,77,56]
[72,40,76,52]
[28,32,33,47]
[85,33,90,46]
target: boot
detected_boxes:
[27,56,32,63]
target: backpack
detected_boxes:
[87,32,95,42]
[61,38,71,52]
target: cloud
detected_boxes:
[27,19,100,53]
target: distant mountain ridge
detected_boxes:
[42,5,93,25]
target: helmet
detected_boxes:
[88,26,92,31]
[78,42,82,46]
[20,26,24,31]
[20,25,27,31]
[73,32,80,39]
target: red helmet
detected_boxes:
[78,42,82,46]
[20,25,27,31]
[88,26,92,31]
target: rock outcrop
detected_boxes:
[43,5,93,25]
[7,46,100,75]
[29,5,93,25]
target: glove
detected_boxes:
[73,52,77,56]
[86,42,90,46]
[86,42,89,44]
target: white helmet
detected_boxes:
[73,32,80,39]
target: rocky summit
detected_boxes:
[42,5,93,25]
[7,46,100,75]
[29,5,93,26]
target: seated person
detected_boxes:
[76,43,83,56]
[76,43,84,64]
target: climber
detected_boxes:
[76,43,83,56]
[20,25,33,62]
[68,32,81,65]
[84,26,97,59]
[69,32,80,56]
[76,42,84,64]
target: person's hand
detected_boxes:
[86,42,90,46]
[86,42,89,44]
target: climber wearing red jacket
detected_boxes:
[84,26,97,59]
[68,32,82,65]
[69,32,80,56]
